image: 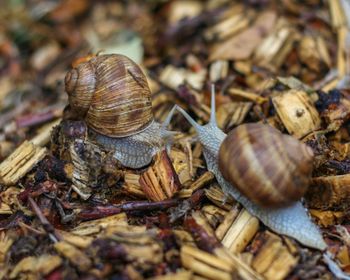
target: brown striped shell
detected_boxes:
[218,123,314,208]
[64,54,153,137]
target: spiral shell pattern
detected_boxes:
[65,54,153,137]
[218,123,314,208]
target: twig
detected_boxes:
[28,196,60,243]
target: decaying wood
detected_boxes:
[0,140,47,186]
[70,139,105,200]
[0,187,21,215]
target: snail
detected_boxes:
[174,85,326,250]
[219,123,314,208]
[64,54,175,169]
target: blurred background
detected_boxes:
[0,0,348,159]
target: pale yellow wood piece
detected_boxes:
[252,232,299,280]
[69,213,128,236]
[221,209,259,254]
[181,246,233,280]
[329,0,347,28]
[9,255,62,279]
[54,242,91,271]
[0,140,47,186]
[272,90,321,138]
[228,88,268,104]
[149,270,193,280]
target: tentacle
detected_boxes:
[162,105,178,128]
[161,105,180,154]
[176,106,203,131]
[209,84,217,126]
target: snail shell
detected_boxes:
[64,54,153,137]
[218,123,314,208]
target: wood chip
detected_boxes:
[309,209,345,227]
[252,231,299,280]
[70,213,128,236]
[329,0,347,29]
[54,241,92,271]
[217,102,253,129]
[123,172,146,198]
[210,11,277,61]
[215,205,241,240]
[0,140,47,186]
[209,60,229,82]
[298,36,322,72]
[204,5,248,41]
[306,174,350,210]
[58,230,94,249]
[272,90,321,138]
[221,209,259,254]
[149,270,193,280]
[189,171,214,192]
[159,65,206,90]
[205,184,235,211]
[228,88,268,104]
[9,255,62,279]
[178,171,214,198]
[181,245,236,280]
[192,210,216,238]
[201,205,227,229]
[254,18,295,71]
[322,97,350,131]
[0,232,13,264]
[0,186,21,214]
[140,150,181,201]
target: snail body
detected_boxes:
[175,87,326,250]
[64,54,174,169]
